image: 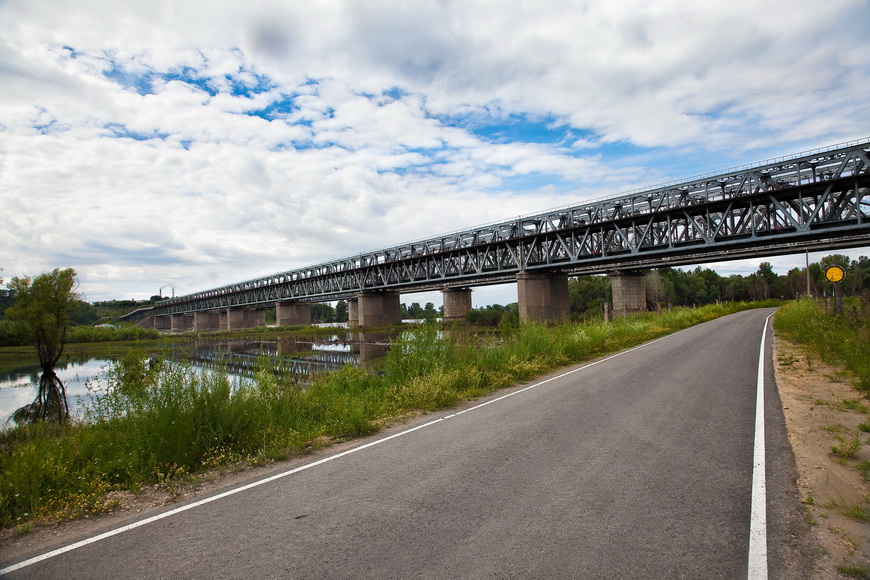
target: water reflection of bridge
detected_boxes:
[192,349,357,379]
[180,332,391,380]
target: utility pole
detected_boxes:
[805,250,811,297]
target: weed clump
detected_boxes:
[775,298,870,393]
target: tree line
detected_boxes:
[571,254,869,318]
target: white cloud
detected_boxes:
[0,0,868,302]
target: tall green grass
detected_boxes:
[774,298,870,392]
[67,325,161,343]
[0,301,775,528]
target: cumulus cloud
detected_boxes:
[0,0,868,301]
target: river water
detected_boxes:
[0,331,393,426]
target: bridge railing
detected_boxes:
[320,136,870,256]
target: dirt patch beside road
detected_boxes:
[775,335,870,578]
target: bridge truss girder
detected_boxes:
[143,140,870,317]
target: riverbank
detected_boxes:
[0,302,778,535]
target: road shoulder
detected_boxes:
[774,334,870,577]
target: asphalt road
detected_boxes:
[2,308,813,579]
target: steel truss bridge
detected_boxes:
[133,138,870,318]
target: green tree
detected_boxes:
[311,302,337,323]
[568,275,610,316]
[6,268,79,423]
[69,299,99,325]
[724,274,750,302]
[645,270,667,308]
[852,256,870,294]
[749,262,780,300]
[0,288,13,319]
[404,302,424,319]
[660,268,691,305]
[335,300,348,322]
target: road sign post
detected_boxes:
[824,265,845,315]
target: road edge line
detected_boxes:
[748,313,773,579]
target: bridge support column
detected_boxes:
[227,308,265,330]
[171,313,194,332]
[356,292,402,328]
[442,287,472,321]
[154,315,172,331]
[276,301,312,326]
[516,271,570,324]
[136,314,156,329]
[347,298,359,328]
[610,271,647,316]
[194,311,221,331]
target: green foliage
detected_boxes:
[6,268,79,369]
[569,275,610,317]
[836,563,870,579]
[66,325,160,343]
[465,303,518,326]
[0,319,160,347]
[401,301,440,320]
[0,320,18,347]
[774,298,870,392]
[831,436,863,459]
[310,301,349,323]
[0,288,16,320]
[69,300,99,326]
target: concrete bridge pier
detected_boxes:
[227,307,265,330]
[171,313,194,332]
[347,298,359,328]
[194,311,221,331]
[136,314,156,329]
[276,301,312,326]
[154,315,172,331]
[610,271,647,316]
[355,291,402,328]
[516,271,570,324]
[442,287,472,321]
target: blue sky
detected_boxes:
[1,0,869,305]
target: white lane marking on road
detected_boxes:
[1,324,699,575]
[748,313,773,580]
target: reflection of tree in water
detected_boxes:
[6,268,78,424]
[14,369,69,424]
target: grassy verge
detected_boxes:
[774,297,870,392]
[0,301,776,530]
[774,298,870,577]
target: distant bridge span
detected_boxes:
[125,138,870,329]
